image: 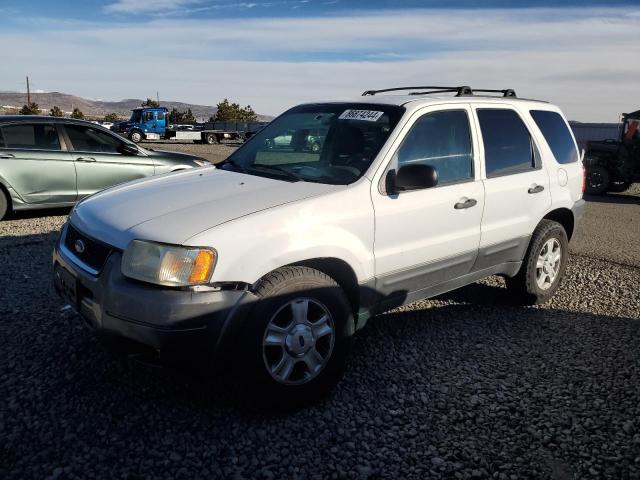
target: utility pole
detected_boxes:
[26,76,31,105]
[156,91,160,106]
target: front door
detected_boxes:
[63,124,156,199]
[372,105,484,298]
[142,110,159,134]
[0,122,76,204]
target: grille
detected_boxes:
[64,224,112,273]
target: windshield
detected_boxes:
[222,103,405,184]
[129,110,142,123]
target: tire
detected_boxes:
[129,130,143,143]
[585,165,610,195]
[0,189,8,221]
[238,266,353,409]
[205,133,216,145]
[608,181,631,193]
[310,142,321,153]
[505,220,569,305]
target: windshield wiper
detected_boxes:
[221,158,248,173]
[246,164,303,182]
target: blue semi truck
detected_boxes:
[111,107,268,144]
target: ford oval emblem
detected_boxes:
[74,239,86,254]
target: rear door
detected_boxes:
[62,123,155,199]
[0,122,76,204]
[472,105,552,269]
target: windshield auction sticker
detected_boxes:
[338,109,384,122]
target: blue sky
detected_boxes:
[1,1,639,120]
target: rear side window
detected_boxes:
[65,125,122,153]
[530,110,579,164]
[397,110,473,185]
[478,109,535,177]
[0,124,61,151]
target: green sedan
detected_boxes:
[0,116,213,220]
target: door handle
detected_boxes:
[454,198,477,209]
[528,184,545,194]
[76,157,96,162]
[0,153,15,159]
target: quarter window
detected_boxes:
[0,124,61,151]
[478,109,535,177]
[396,110,473,185]
[65,125,122,153]
[530,110,579,164]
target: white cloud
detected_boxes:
[1,7,639,121]
[104,0,199,14]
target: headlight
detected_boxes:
[122,240,216,287]
[193,158,212,167]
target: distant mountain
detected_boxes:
[0,91,272,121]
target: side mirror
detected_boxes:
[392,164,438,192]
[118,144,140,156]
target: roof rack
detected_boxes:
[361,86,517,98]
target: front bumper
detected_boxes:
[53,233,256,361]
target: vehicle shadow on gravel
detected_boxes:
[583,193,640,205]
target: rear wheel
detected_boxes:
[129,130,143,143]
[205,133,216,145]
[506,220,568,305]
[585,165,610,195]
[0,189,8,220]
[238,266,353,409]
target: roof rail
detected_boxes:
[361,86,517,98]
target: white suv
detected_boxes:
[53,86,585,406]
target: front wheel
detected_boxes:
[608,180,631,193]
[129,130,143,143]
[0,189,9,220]
[238,266,353,408]
[506,219,569,305]
[585,165,610,195]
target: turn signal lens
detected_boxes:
[189,250,215,284]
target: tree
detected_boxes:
[213,99,257,121]
[49,106,64,117]
[19,102,40,115]
[141,98,160,108]
[169,107,195,124]
[104,112,120,122]
[71,108,85,119]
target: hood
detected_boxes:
[70,168,340,249]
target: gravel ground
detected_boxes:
[1,165,639,479]
[143,140,239,165]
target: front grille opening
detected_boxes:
[64,224,113,272]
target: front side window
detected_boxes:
[223,103,405,185]
[144,111,155,122]
[478,109,535,177]
[0,123,61,151]
[65,125,123,153]
[396,110,473,185]
[130,110,142,123]
[530,110,579,164]
[157,111,165,121]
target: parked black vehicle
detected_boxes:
[584,109,640,194]
[0,116,212,220]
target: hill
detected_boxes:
[0,91,271,121]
